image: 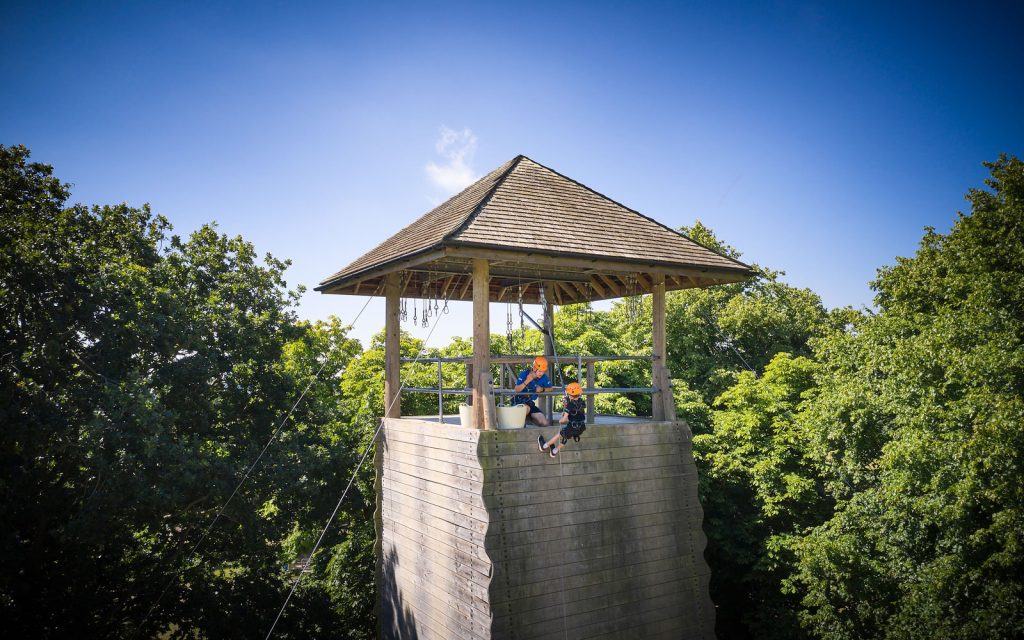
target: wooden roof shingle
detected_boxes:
[318,155,752,302]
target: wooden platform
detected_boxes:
[375,418,715,640]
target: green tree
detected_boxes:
[695,353,827,640]
[0,145,367,637]
[791,156,1024,639]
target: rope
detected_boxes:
[132,296,374,638]
[700,310,757,376]
[265,305,448,639]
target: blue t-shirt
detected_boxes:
[514,369,551,403]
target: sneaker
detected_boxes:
[538,435,547,451]
[549,446,559,458]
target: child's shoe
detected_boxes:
[549,446,559,458]
[538,435,547,451]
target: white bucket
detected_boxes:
[496,404,529,430]
[458,403,473,427]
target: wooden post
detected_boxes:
[542,284,555,420]
[472,259,494,429]
[384,272,401,419]
[652,274,667,421]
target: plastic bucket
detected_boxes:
[458,403,473,427]
[496,404,529,430]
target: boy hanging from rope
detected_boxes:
[538,381,586,458]
[513,355,553,426]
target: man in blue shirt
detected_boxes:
[513,355,553,426]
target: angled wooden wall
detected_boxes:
[376,419,715,640]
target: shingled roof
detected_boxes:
[317,155,752,304]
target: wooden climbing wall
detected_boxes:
[376,418,715,640]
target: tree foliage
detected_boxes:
[5,143,1022,640]
[790,155,1024,639]
[0,145,368,638]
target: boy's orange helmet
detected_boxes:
[565,382,583,397]
[533,356,548,372]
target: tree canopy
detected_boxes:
[3,144,1021,640]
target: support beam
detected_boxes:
[542,284,555,420]
[384,273,401,418]
[651,273,669,421]
[472,259,494,429]
[597,274,622,296]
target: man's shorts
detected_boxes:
[560,421,586,442]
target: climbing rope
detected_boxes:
[132,296,375,638]
[265,302,449,639]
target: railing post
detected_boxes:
[586,361,595,424]
[437,359,443,422]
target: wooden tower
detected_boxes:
[317,156,752,639]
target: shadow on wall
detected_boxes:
[380,546,419,640]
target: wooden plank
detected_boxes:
[385,273,401,418]
[384,467,484,510]
[490,505,706,560]
[484,505,705,550]
[383,438,481,466]
[482,471,697,511]
[386,418,482,444]
[381,487,489,535]
[596,273,621,296]
[382,558,485,640]
[479,441,691,468]
[444,246,751,282]
[384,458,483,494]
[491,565,704,631]
[489,484,699,525]
[489,554,709,605]
[491,531,697,590]
[486,453,690,482]
[492,573,698,635]
[382,557,481,638]
[478,428,688,456]
[512,592,700,640]
[489,498,702,537]
[484,459,695,495]
[383,447,484,482]
[381,502,486,547]
[490,563,684,622]
[478,421,690,442]
[573,592,709,640]
[382,529,491,601]
[385,513,491,569]
[383,475,489,524]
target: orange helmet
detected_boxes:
[565,382,583,398]
[532,356,548,372]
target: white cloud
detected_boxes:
[425,126,478,193]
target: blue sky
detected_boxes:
[3,1,1022,348]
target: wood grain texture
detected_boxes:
[378,418,715,640]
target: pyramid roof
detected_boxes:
[317,155,752,304]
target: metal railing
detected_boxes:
[398,354,660,422]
